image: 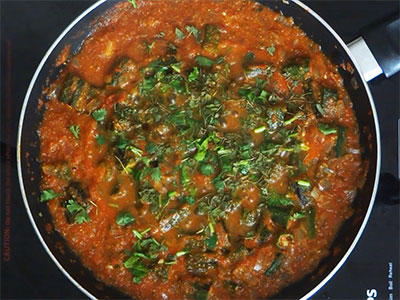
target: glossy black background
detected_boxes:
[1,1,399,299]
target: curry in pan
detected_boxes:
[38,0,364,298]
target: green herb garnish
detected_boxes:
[244,51,255,62]
[265,253,283,276]
[124,256,148,283]
[175,27,185,40]
[151,167,162,182]
[194,136,211,162]
[143,41,155,54]
[69,125,80,139]
[254,125,267,133]
[290,211,307,220]
[116,137,131,149]
[335,125,346,157]
[128,146,143,157]
[307,206,316,238]
[40,189,62,202]
[195,55,214,67]
[185,25,202,43]
[91,108,107,122]
[203,24,220,50]
[297,180,311,187]
[200,164,215,176]
[116,211,135,226]
[127,0,137,8]
[205,234,217,249]
[267,45,275,56]
[95,134,106,145]
[318,123,337,135]
[281,60,309,81]
[188,67,200,82]
[66,199,90,224]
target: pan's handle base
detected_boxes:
[363,16,400,79]
[347,15,399,82]
[347,37,383,82]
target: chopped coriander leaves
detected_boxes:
[203,24,220,50]
[154,32,165,38]
[95,134,106,145]
[175,27,185,40]
[66,199,90,224]
[167,42,178,52]
[124,229,165,282]
[212,176,224,191]
[127,0,137,8]
[199,164,215,176]
[269,208,291,228]
[193,287,209,300]
[40,189,62,202]
[171,62,181,73]
[69,125,80,139]
[115,137,131,149]
[281,60,309,81]
[143,41,155,54]
[168,191,178,199]
[185,25,202,43]
[195,55,214,67]
[268,193,293,208]
[239,78,269,104]
[124,256,148,283]
[194,137,210,162]
[290,211,307,220]
[267,194,293,227]
[151,167,162,182]
[145,142,157,154]
[205,234,217,249]
[116,211,135,226]
[182,195,195,205]
[91,108,107,122]
[128,146,143,157]
[267,45,275,56]
[188,67,200,82]
[315,103,325,115]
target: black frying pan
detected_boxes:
[17,0,396,298]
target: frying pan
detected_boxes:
[16,0,397,299]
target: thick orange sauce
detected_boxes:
[38,0,363,299]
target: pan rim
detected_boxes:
[291,0,381,298]
[17,1,108,299]
[16,1,382,299]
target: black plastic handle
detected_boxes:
[362,15,400,78]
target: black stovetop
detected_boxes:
[1,1,399,299]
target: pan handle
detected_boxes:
[347,15,399,82]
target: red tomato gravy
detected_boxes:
[38,0,365,299]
